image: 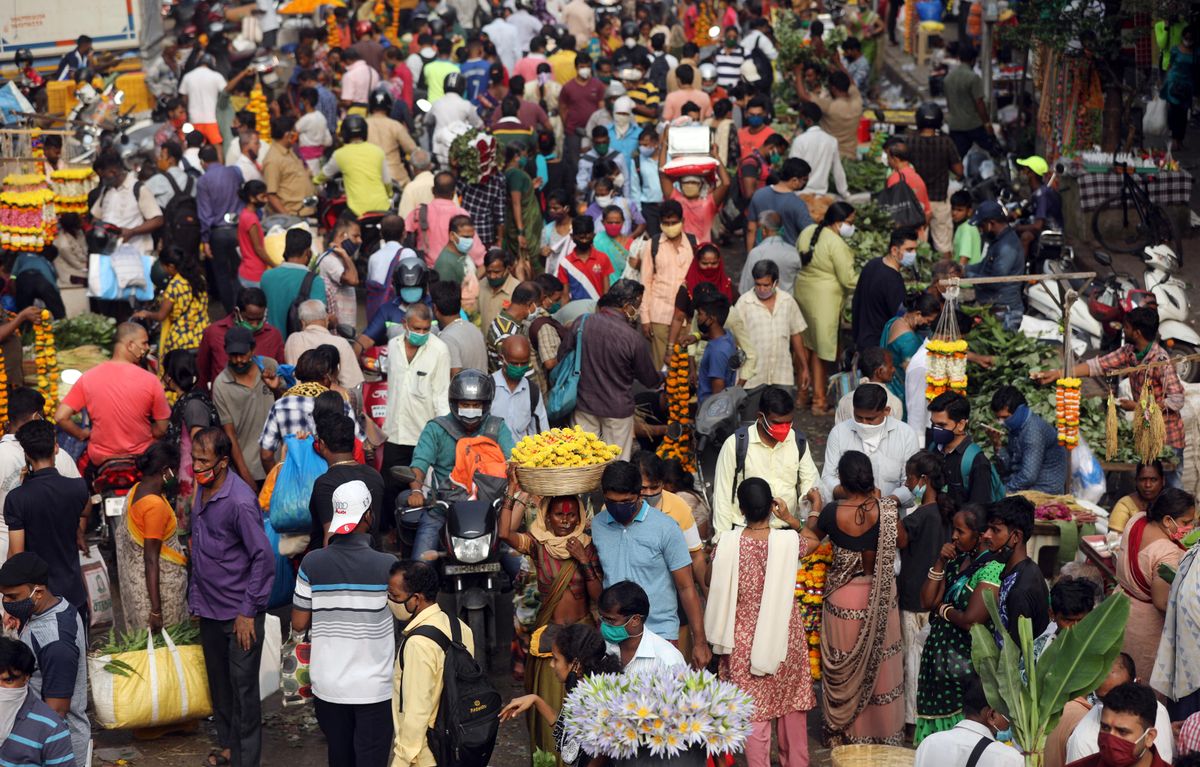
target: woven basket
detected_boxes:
[830,744,917,767]
[515,462,611,497]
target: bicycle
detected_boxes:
[1091,161,1181,257]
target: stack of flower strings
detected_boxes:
[925,277,967,400]
[657,344,694,471]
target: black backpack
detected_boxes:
[746,36,774,91]
[647,54,670,95]
[286,271,317,336]
[729,423,808,503]
[167,389,220,445]
[399,616,501,767]
[650,232,698,265]
[158,172,201,253]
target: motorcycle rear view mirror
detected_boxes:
[1093,251,1113,268]
[302,195,319,209]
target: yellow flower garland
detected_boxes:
[33,310,58,417]
[656,344,694,471]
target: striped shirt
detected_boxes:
[294,534,397,704]
[23,599,88,767]
[625,82,662,125]
[712,48,745,89]
[0,690,74,767]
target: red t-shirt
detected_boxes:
[557,248,614,299]
[62,361,172,464]
[237,206,269,283]
[888,165,932,217]
[671,190,719,244]
[559,78,607,133]
[737,126,778,161]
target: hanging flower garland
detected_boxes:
[656,344,694,472]
[0,173,55,253]
[0,343,8,432]
[248,80,272,144]
[326,12,341,48]
[49,167,97,215]
[387,0,401,44]
[1055,377,1081,448]
[34,310,58,417]
[30,129,43,160]
[795,541,832,681]
[925,278,968,399]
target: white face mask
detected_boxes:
[458,406,484,420]
[624,37,636,48]
[594,194,613,207]
[614,113,632,129]
[612,173,626,189]
[578,67,592,80]
[839,222,856,238]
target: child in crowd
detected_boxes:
[296,87,334,173]
[951,190,982,267]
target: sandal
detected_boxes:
[204,750,231,767]
[811,402,833,416]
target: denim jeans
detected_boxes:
[412,505,447,559]
[999,305,1023,332]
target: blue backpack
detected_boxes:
[547,315,586,422]
[960,442,1007,503]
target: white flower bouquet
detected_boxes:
[561,665,754,761]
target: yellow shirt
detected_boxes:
[657,491,703,552]
[1109,495,1143,533]
[711,425,819,542]
[549,49,579,85]
[392,605,476,767]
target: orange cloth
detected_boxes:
[127,483,188,566]
[192,122,224,145]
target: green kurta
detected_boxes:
[504,166,544,268]
[792,224,859,362]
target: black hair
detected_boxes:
[92,151,125,174]
[838,451,876,495]
[284,228,313,260]
[962,675,990,716]
[161,140,183,161]
[552,624,621,684]
[905,290,942,317]
[986,496,1036,541]
[15,419,55,461]
[661,458,696,494]
[236,287,268,311]
[599,279,644,310]
[429,280,462,317]
[959,45,979,64]
[0,637,36,679]
[1136,459,1166,480]
[391,559,440,600]
[828,70,851,93]
[858,347,890,379]
[929,391,970,421]
[737,477,773,523]
[750,258,779,281]
[758,386,795,417]
[801,202,856,266]
[1100,682,1158,731]
[449,214,473,235]
[239,179,268,203]
[950,189,973,208]
[501,95,521,118]
[1050,577,1097,619]
[843,36,862,51]
[907,449,958,524]
[295,347,334,384]
[315,412,356,454]
[696,292,731,327]
[990,385,1027,414]
[890,227,920,250]
[162,349,198,393]
[270,116,296,140]
[852,382,889,412]
[312,344,341,381]
[957,503,990,534]
[534,273,562,299]
[659,199,683,221]
[1148,487,1195,522]
[601,460,642,495]
[677,63,694,85]
[780,158,811,182]
[712,98,732,119]
[193,426,233,460]
[1116,652,1137,681]
[159,246,207,298]
[136,439,181,476]
[1125,306,1159,341]
[7,388,44,426]
[599,580,650,618]
[632,450,665,483]
[512,281,541,305]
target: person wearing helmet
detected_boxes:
[423,38,461,101]
[620,57,662,125]
[907,102,964,257]
[404,367,516,557]
[358,256,433,353]
[613,21,649,71]
[428,71,485,163]
[697,62,725,100]
[339,48,380,115]
[318,114,391,217]
[366,89,418,186]
[1013,155,1062,260]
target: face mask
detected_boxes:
[578,67,592,80]
[389,596,414,622]
[548,301,562,314]
[1098,730,1150,767]
[599,74,612,84]
[594,194,613,207]
[642,491,663,508]
[912,482,927,499]
[661,222,684,239]
[593,142,610,156]
[505,362,531,379]
[487,275,508,288]
[839,223,856,238]
[4,588,38,627]
[614,113,632,129]
[600,616,634,644]
[681,182,702,199]
[195,461,223,487]
[639,145,656,157]
[853,419,884,437]
[994,725,1014,743]
[407,329,430,346]
[237,315,264,332]
[759,415,791,443]
[994,532,1017,564]
[455,235,474,254]
[340,239,359,258]
[927,425,957,449]
[229,359,254,375]
[1168,520,1195,542]
[457,406,484,421]
[400,287,424,304]
[768,152,781,165]
[606,499,640,524]
[536,71,552,87]
[702,82,716,93]
[746,114,766,128]
[901,249,917,268]
[755,284,776,300]
[624,37,636,48]
[573,239,592,254]
[612,173,625,189]
[604,222,623,237]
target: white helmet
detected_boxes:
[699,63,718,82]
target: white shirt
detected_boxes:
[820,416,918,505]
[790,124,850,197]
[383,334,451,446]
[490,370,548,441]
[90,172,163,255]
[1065,701,1173,764]
[914,720,1023,767]
[481,18,520,71]
[607,629,686,675]
[0,436,81,564]
[508,10,543,53]
[835,380,904,424]
[430,94,485,167]
[178,65,228,123]
[257,0,280,32]
[741,30,778,61]
[711,425,819,542]
[906,342,930,447]
[367,241,412,285]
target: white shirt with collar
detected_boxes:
[1065,700,1173,764]
[914,720,1023,767]
[906,342,930,447]
[91,173,163,255]
[607,628,686,675]
[383,334,452,447]
[820,416,918,505]
[481,18,520,71]
[789,124,850,198]
[0,434,81,564]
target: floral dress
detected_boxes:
[718,536,816,720]
[159,273,208,359]
[914,552,1004,744]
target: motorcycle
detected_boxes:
[361,346,389,471]
[961,145,1017,208]
[89,455,142,554]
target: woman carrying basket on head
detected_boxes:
[500,469,602,763]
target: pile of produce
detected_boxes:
[53,312,116,349]
[843,157,889,194]
[93,621,201,677]
[657,344,694,471]
[247,82,271,144]
[512,427,621,468]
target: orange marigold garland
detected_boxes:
[34,310,58,417]
[0,343,8,431]
[387,0,402,44]
[795,541,832,681]
[326,13,341,48]
[656,344,695,471]
[1055,377,1081,448]
[248,80,271,143]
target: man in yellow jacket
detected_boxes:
[389,560,475,767]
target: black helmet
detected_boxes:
[14,49,33,69]
[392,256,429,294]
[448,369,495,428]
[443,71,465,95]
[620,21,639,39]
[368,89,393,114]
[340,114,368,142]
[915,102,944,130]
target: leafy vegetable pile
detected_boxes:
[53,313,117,350]
[94,621,201,678]
[843,158,888,194]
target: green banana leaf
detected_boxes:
[1033,591,1129,725]
[1158,563,1177,584]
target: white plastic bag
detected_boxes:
[80,545,114,627]
[1144,95,1169,137]
[1070,436,1106,505]
[259,614,282,701]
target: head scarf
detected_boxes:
[527,496,590,559]
[685,244,733,301]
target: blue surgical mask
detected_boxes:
[639,145,656,157]
[455,235,474,254]
[901,249,917,268]
[400,287,424,304]
[1004,404,1029,431]
[994,726,1013,743]
[746,114,765,127]
[912,483,927,500]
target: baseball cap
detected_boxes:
[970,199,1007,225]
[613,96,634,115]
[740,60,762,83]
[329,480,373,535]
[1016,155,1049,176]
[224,325,254,355]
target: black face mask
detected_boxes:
[573,239,592,254]
[341,239,359,258]
[229,359,254,375]
[994,533,1017,565]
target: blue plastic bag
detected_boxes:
[268,434,326,534]
[263,516,296,610]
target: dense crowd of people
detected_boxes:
[4,2,1200,767]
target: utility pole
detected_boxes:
[981,0,999,120]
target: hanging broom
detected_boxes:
[1133,379,1165,464]
[1105,393,1119,462]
